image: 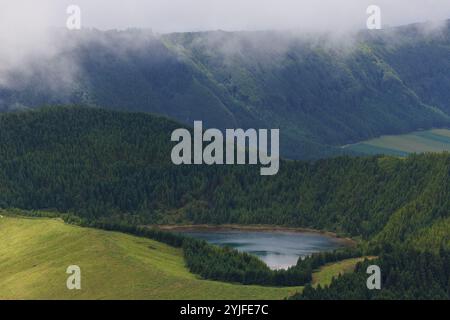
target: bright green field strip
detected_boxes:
[344,129,450,155]
[346,143,409,156]
[312,257,375,288]
[368,134,450,153]
[0,216,302,300]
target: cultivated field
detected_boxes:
[343,129,450,156]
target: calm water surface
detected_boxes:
[179,230,343,270]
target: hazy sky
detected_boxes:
[1,0,449,88]
[2,0,450,33]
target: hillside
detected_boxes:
[0,215,305,299]
[0,107,449,250]
[1,21,449,159]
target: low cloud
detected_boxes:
[0,0,449,91]
[17,0,449,33]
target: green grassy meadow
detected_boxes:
[312,257,376,288]
[0,215,306,300]
[343,129,450,156]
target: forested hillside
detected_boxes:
[0,107,448,251]
[294,247,450,300]
[1,21,449,159]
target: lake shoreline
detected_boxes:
[155,224,356,247]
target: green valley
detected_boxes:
[1,2,450,303]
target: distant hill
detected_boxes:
[1,21,449,159]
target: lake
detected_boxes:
[178,229,344,270]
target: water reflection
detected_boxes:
[180,230,342,270]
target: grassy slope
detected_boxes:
[312,257,376,288]
[343,128,450,156]
[0,215,303,300]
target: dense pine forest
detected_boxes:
[0,107,449,297]
[1,107,448,243]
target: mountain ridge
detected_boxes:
[1,21,449,159]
